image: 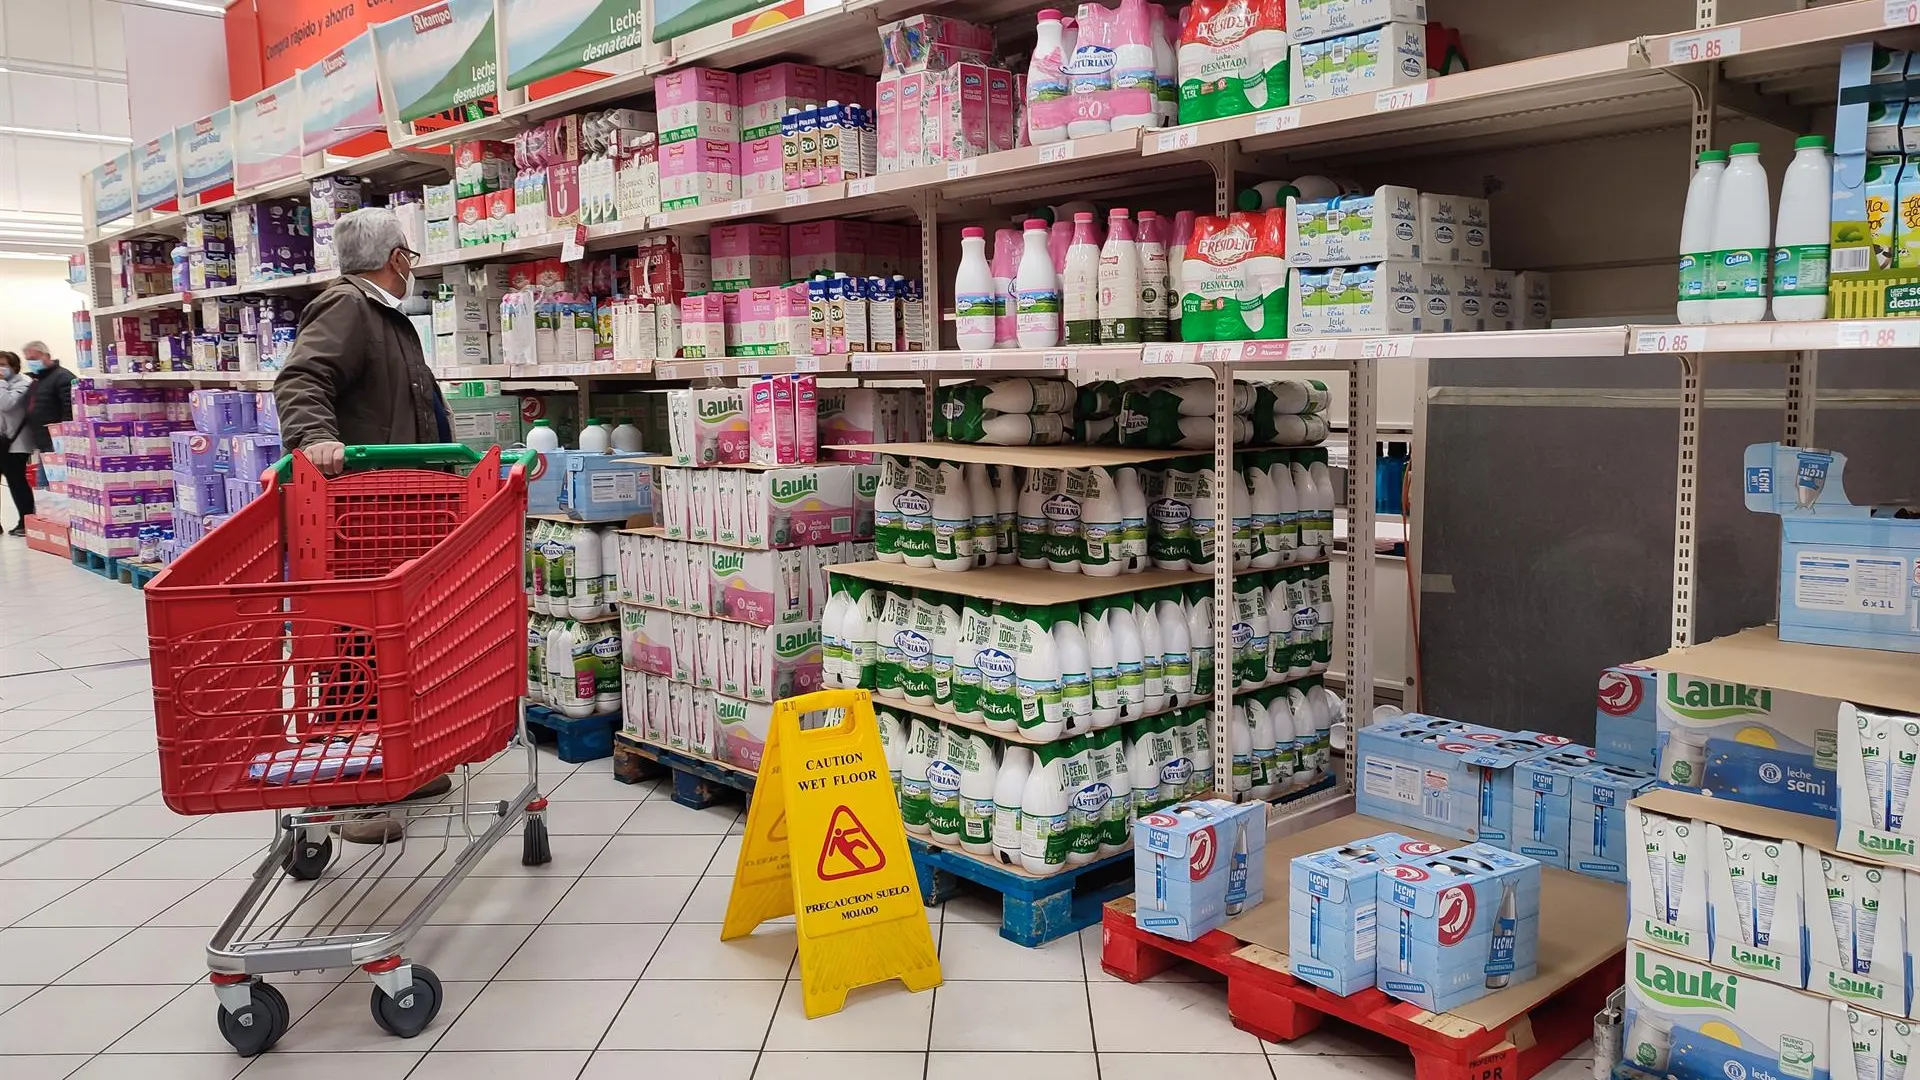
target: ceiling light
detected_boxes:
[110,0,225,14]
[0,251,80,261]
[0,126,133,145]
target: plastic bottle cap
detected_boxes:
[1236,189,1262,211]
[1728,141,1762,155]
[1696,150,1728,163]
[1110,209,1130,218]
[962,226,985,238]
[1795,134,1831,150]
[533,420,550,427]
[1025,218,1048,229]
[1074,212,1094,222]
[1039,7,1062,17]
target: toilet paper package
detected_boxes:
[1620,941,1830,1080]
[1705,825,1805,989]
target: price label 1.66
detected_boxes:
[1155,127,1199,153]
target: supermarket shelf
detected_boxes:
[435,365,511,379]
[837,443,1196,467]
[654,355,844,379]
[95,292,187,317]
[89,370,275,387]
[875,694,1215,747]
[420,242,503,270]
[1624,319,1920,355]
[830,560,1211,603]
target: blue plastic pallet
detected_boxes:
[910,838,1134,949]
[120,560,161,589]
[614,733,757,810]
[524,703,618,763]
[69,547,117,579]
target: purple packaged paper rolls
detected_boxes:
[171,430,219,475]
[174,472,227,516]
[189,390,255,435]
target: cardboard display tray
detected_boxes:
[1640,625,1920,715]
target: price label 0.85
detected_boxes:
[1633,328,1697,354]
[1667,26,1741,64]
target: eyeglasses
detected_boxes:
[395,247,420,267]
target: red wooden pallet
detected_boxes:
[1101,897,1621,1080]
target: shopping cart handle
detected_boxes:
[268,443,536,480]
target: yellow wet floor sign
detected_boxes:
[722,689,941,1018]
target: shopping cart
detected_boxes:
[146,444,551,1056]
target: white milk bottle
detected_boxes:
[1015,604,1065,741]
[554,619,598,718]
[1099,209,1143,343]
[951,597,994,722]
[1116,466,1149,571]
[568,523,604,620]
[1188,589,1214,700]
[1186,711,1215,796]
[930,592,960,709]
[1021,742,1072,875]
[611,420,642,453]
[992,465,1018,564]
[1229,701,1253,796]
[1248,453,1282,569]
[874,588,913,700]
[1708,142,1771,324]
[955,227,999,350]
[592,620,621,712]
[1157,590,1194,703]
[1269,693,1302,791]
[1064,735,1101,866]
[1287,685,1323,776]
[898,459,937,568]
[543,519,575,616]
[1109,598,1146,718]
[965,463,997,566]
[1064,212,1102,345]
[1136,595,1167,713]
[1677,149,1728,324]
[1288,460,1320,559]
[1275,573,1308,680]
[1308,458,1336,557]
[1149,464,1193,570]
[1149,4,1178,127]
[1271,454,1301,564]
[845,582,881,689]
[876,708,906,805]
[820,578,851,686]
[1230,465,1256,571]
[526,419,561,451]
[1027,9,1071,145]
[1312,569,1334,672]
[1772,135,1833,322]
[526,614,549,703]
[1016,218,1063,347]
[1045,468,1084,574]
[1234,580,1269,689]
[993,745,1033,865]
[874,455,906,561]
[1096,729,1131,856]
[1138,211,1171,342]
[1016,468,1053,568]
[1055,604,1094,735]
[1189,465,1216,573]
[981,603,1023,733]
[600,527,619,616]
[1128,725,1162,817]
[956,730,999,856]
[1080,467,1124,577]
[931,461,974,572]
[1310,685,1340,776]
[579,419,610,453]
[902,594,939,706]
[1249,694,1278,798]
[926,728,963,847]
[1084,600,1122,729]
[900,715,939,835]
[1167,210,1194,333]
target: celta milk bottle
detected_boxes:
[1081,467,1125,577]
[1771,135,1833,322]
[874,455,906,561]
[1708,142,1771,323]
[1016,604,1066,741]
[1021,741,1072,875]
[1084,600,1122,728]
[1099,209,1143,343]
[952,597,994,723]
[993,745,1033,865]
[900,715,939,834]
[966,463,997,566]
[993,465,1018,564]
[1157,590,1194,703]
[955,228,998,350]
[898,459,936,567]
[932,461,973,571]
[1016,219,1064,347]
[1117,466,1150,571]
[926,727,964,847]
[1055,605,1095,735]
[1064,213,1102,346]
[1677,150,1728,324]
[956,730,999,856]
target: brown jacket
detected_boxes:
[274,277,445,451]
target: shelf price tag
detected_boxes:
[1042,351,1075,370]
[1890,0,1920,26]
[1633,328,1697,353]
[1253,109,1301,135]
[729,199,753,216]
[1834,322,1920,349]
[847,177,878,197]
[1287,339,1338,360]
[909,355,936,371]
[646,214,668,229]
[793,356,821,372]
[1141,343,1186,364]
[946,160,977,180]
[1197,342,1242,362]
[850,355,878,372]
[1037,142,1076,164]
[1374,84,1429,113]
[560,225,587,263]
[784,190,810,207]
[1667,26,1741,64]
[1360,337,1413,359]
[1155,127,1199,153]
[736,359,760,376]
[959,353,992,370]
[702,361,725,379]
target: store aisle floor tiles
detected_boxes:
[0,531,1597,1079]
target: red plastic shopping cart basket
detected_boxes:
[147,444,532,815]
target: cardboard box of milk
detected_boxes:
[1376,843,1541,1013]
[1511,748,1601,867]
[1596,664,1660,770]
[1702,825,1806,989]
[708,546,808,626]
[1626,803,1711,960]
[656,68,737,144]
[713,692,779,771]
[739,621,824,701]
[1289,186,1421,266]
[750,375,799,465]
[667,387,749,466]
[1420,193,1492,266]
[1133,799,1269,942]
[743,464,856,548]
[1354,717,1557,842]
[1567,763,1656,882]
[1805,849,1906,1008]
[1619,942,1830,1080]
[1646,658,1839,820]
[1288,832,1449,995]
[620,603,674,675]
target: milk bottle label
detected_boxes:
[1712,249,1767,300]
[1063,752,1105,858]
[900,610,936,701]
[1044,489,1083,566]
[956,291,997,341]
[926,757,962,839]
[979,641,1019,727]
[1773,245,1830,297]
[1017,285,1062,337]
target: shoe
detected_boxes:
[339,817,405,844]
[7,524,23,537]
[403,774,454,801]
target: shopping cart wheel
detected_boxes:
[281,835,332,881]
[369,965,442,1038]
[522,812,552,867]
[217,981,289,1057]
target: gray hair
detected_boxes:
[22,341,48,358]
[334,207,409,275]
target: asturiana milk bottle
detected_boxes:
[897,459,936,567]
[900,715,939,835]
[931,461,974,571]
[1772,135,1833,322]
[965,463,997,566]
[1016,467,1053,568]
[1027,9,1072,145]
[1116,465,1149,571]
[993,465,1018,564]
[1157,590,1194,703]
[1084,601,1121,728]
[568,523,604,620]
[992,744,1033,865]
[1016,219,1064,347]
[955,729,999,856]
[875,708,905,804]
[1108,597,1146,717]
[873,455,906,561]
[930,592,960,708]
[1020,741,1072,875]
[845,581,881,689]
[1064,213,1103,346]
[1080,467,1124,577]
[1054,605,1094,735]
[1136,595,1167,712]
[952,597,994,722]
[955,228,999,350]
[1708,142,1771,324]
[925,727,964,846]
[1015,604,1065,741]
[1677,149,1728,325]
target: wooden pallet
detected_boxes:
[613,732,757,810]
[1100,895,1622,1080]
[523,703,619,763]
[119,559,162,589]
[912,838,1134,948]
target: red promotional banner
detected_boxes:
[228,0,440,99]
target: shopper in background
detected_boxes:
[274,206,449,478]
[21,341,73,454]
[0,351,34,535]
[274,207,451,844]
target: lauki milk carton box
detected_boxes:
[1828,1002,1899,1080]
[1805,848,1907,1009]
[1288,833,1448,995]
[660,539,689,611]
[708,547,808,626]
[667,387,749,466]
[713,468,746,546]
[1837,704,1920,870]
[658,467,690,538]
[740,622,824,701]
[714,692,779,771]
[1652,665,1840,820]
[743,465,856,548]
[1619,941,1830,1080]
[1627,805,1711,961]
[1375,842,1541,1012]
[620,604,674,675]
[1704,825,1806,990]
[683,542,710,615]
[688,468,716,542]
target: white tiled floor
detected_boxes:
[0,507,1598,1079]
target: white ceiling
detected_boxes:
[0,0,213,257]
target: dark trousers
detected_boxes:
[1,452,31,524]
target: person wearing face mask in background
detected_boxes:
[272,207,453,844]
[274,206,449,478]
[0,351,34,536]
[20,340,72,458]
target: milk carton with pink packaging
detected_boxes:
[741,63,826,140]
[795,374,818,462]
[777,282,812,356]
[743,464,855,548]
[739,135,784,197]
[688,468,716,542]
[727,286,785,357]
[620,603,674,675]
[709,546,808,625]
[789,220,868,280]
[876,79,902,174]
[897,73,928,169]
[711,224,788,291]
[656,68,737,145]
[659,140,737,211]
[751,376,798,466]
[666,387,749,466]
[679,293,727,358]
[933,63,997,162]
[714,468,746,546]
